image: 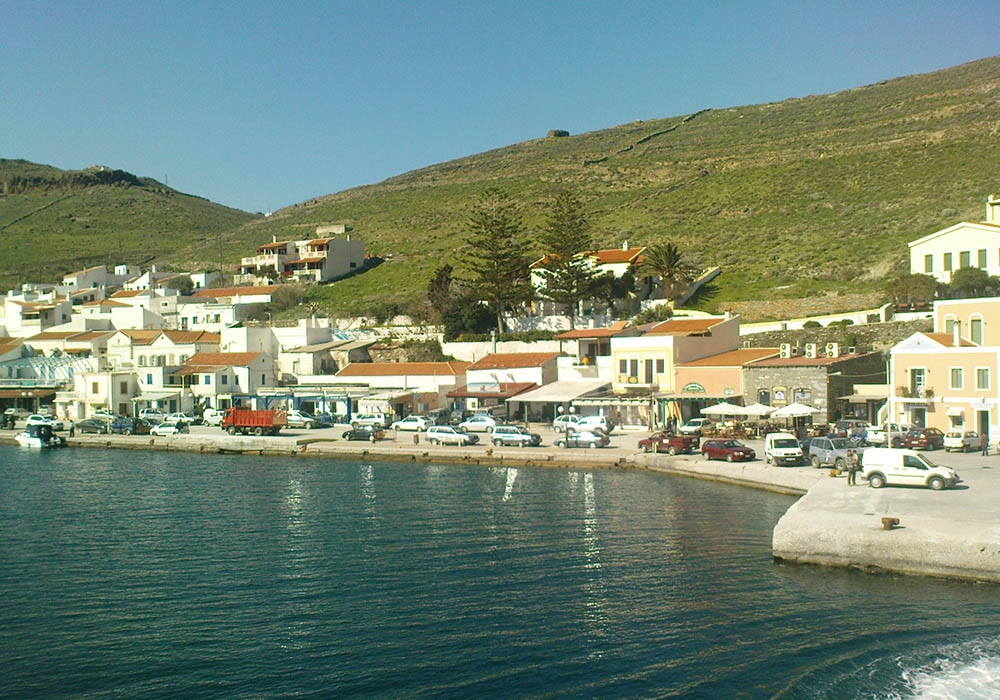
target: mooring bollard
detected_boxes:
[881,517,900,530]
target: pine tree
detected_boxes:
[533,191,599,328]
[463,188,532,333]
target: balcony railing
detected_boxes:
[895,386,933,399]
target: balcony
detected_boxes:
[895,386,933,399]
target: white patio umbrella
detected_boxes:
[701,401,748,416]
[741,402,775,417]
[771,402,818,418]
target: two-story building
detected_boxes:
[237,232,365,285]
[909,195,1000,284]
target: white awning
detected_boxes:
[506,380,609,404]
[946,406,965,416]
[130,392,179,402]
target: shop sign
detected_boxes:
[682,383,705,393]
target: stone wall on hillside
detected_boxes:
[742,319,933,353]
[725,293,885,322]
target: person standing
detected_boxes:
[982,432,989,457]
[68,421,75,438]
[846,449,859,486]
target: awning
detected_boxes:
[0,388,56,399]
[131,392,179,403]
[946,406,965,417]
[447,383,536,399]
[507,380,609,403]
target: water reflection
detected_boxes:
[502,467,518,502]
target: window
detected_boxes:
[979,248,988,269]
[910,368,925,392]
[950,367,963,390]
[970,318,983,345]
[629,359,638,378]
[91,382,99,394]
[793,388,811,403]
[977,367,990,391]
[944,253,953,271]
[655,358,665,373]
[261,373,266,384]
[945,318,957,334]
[924,254,933,273]
[619,359,627,374]
[203,374,212,384]
[146,373,153,384]
[959,251,971,268]
[221,375,228,385]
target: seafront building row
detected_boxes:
[0,198,999,438]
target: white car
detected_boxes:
[26,414,64,431]
[679,418,710,435]
[552,415,581,433]
[391,415,430,431]
[285,410,317,429]
[944,430,983,452]
[763,432,804,466]
[868,423,912,447]
[862,448,960,490]
[139,408,166,420]
[552,415,611,433]
[165,412,195,425]
[202,408,224,426]
[458,414,497,433]
[351,414,389,429]
[426,425,479,445]
[151,422,189,436]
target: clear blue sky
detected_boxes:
[3,1,998,213]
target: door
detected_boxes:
[911,407,926,428]
[644,359,654,385]
[978,410,990,441]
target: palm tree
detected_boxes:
[640,242,697,301]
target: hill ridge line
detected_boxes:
[584,108,713,165]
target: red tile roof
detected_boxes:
[182,352,261,367]
[468,352,562,370]
[0,338,24,355]
[555,320,631,339]
[642,318,727,336]
[678,348,781,367]
[193,286,278,299]
[81,299,131,307]
[924,332,976,347]
[531,247,646,269]
[110,289,146,298]
[26,331,81,340]
[336,361,470,377]
[68,331,116,341]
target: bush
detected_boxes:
[803,320,822,328]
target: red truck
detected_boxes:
[221,408,287,436]
[637,432,700,455]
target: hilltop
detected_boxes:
[206,54,1000,316]
[0,159,257,289]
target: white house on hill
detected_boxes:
[909,195,1000,284]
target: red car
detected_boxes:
[903,427,944,450]
[701,439,756,462]
[637,432,700,455]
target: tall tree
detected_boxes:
[427,263,453,315]
[640,242,697,301]
[463,188,532,333]
[533,191,600,328]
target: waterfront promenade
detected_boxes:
[4,423,998,583]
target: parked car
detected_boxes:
[285,410,318,429]
[701,439,756,462]
[164,412,196,426]
[202,408,224,426]
[91,408,116,419]
[552,414,613,434]
[904,427,945,451]
[76,418,110,434]
[351,414,390,429]
[491,425,542,447]
[426,425,479,446]
[449,409,472,425]
[808,436,862,468]
[679,417,711,435]
[109,417,152,435]
[552,415,582,433]
[555,430,610,449]
[637,432,699,455]
[862,448,960,490]
[944,430,983,452]
[26,414,64,431]
[151,422,189,436]
[4,407,31,420]
[458,414,498,433]
[832,419,870,438]
[867,423,912,447]
[139,408,166,421]
[391,415,431,432]
[764,432,805,466]
[341,425,385,442]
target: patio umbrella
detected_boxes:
[771,402,818,417]
[702,401,748,416]
[742,402,775,417]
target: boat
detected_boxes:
[15,424,67,448]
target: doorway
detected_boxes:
[977,409,990,438]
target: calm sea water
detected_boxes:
[2,445,999,699]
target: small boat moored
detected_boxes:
[15,423,67,448]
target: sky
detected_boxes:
[3,1,999,214]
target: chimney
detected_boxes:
[953,319,961,347]
[272,234,277,243]
[987,195,1000,224]
[622,240,628,250]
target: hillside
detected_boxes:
[0,160,257,289]
[199,54,1000,316]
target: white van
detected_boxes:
[861,448,960,490]
[764,432,805,466]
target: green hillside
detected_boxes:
[201,54,1000,316]
[0,160,257,289]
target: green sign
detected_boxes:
[682,383,705,393]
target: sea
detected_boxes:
[2,444,999,699]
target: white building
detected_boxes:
[237,232,365,285]
[909,195,1000,284]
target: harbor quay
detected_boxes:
[5,423,1000,583]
